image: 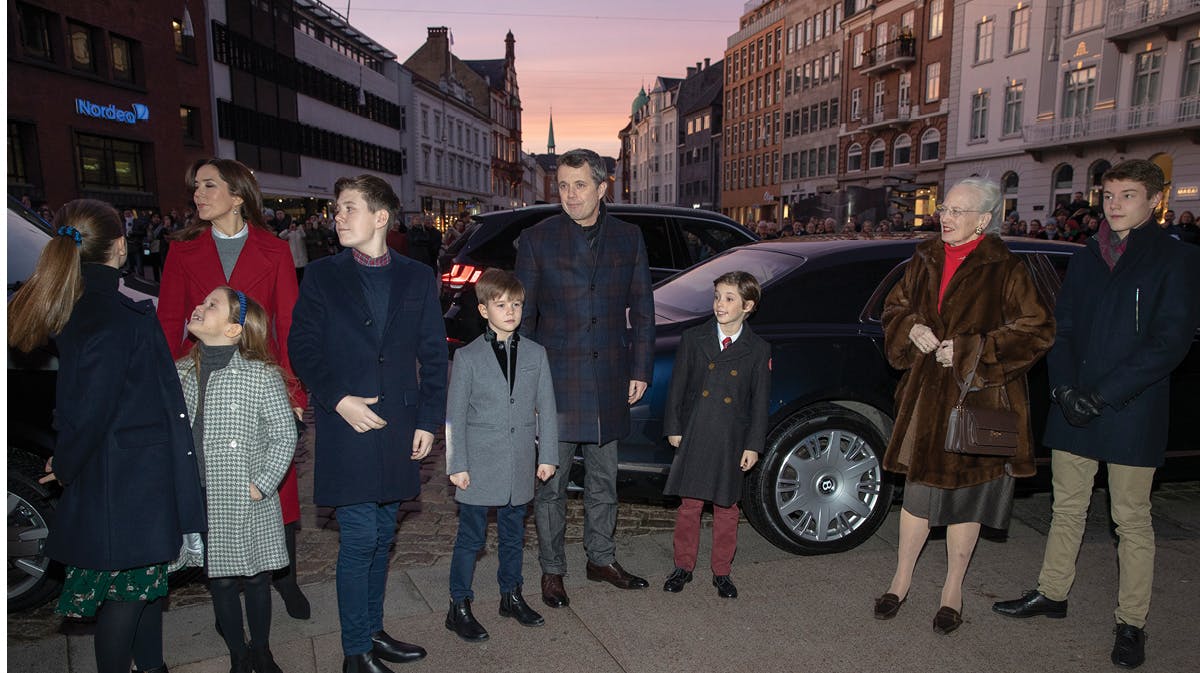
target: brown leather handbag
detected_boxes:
[944,338,1019,457]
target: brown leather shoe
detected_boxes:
[933,606,963,635]
[585,561,650,589]
[873,592,907,620]
[540,573,569,608]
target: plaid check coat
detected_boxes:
[178,351,296,578]
[515,203,655,444]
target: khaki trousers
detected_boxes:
[1037,450,1156,627]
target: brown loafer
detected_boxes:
[933,606,963,635]
[585,561,649,589]
[540,573,569,608]
[873,592,907,620]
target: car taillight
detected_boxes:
[441,263,485,291]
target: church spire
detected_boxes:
[547,109,556,156]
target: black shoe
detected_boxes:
[712,575,738,599]
[229,648,253,673]
[249,646,283,673]
[663,568,693,593]
[1111,623,1146,669]
[444,599,489,642]
[342,652,395,673]
[370,630,426,663]
[992,590,1068,619]
[274,579,312,620]
[499,587,545,626]
[585,561,650,589]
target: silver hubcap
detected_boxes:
[772,428,884,542]
[8,491,51,600]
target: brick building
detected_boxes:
[464,31,523,211]
[675,58,724,211]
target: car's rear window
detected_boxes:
[464,212,554,268]
[654,248,803,317]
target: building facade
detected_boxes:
[629,78,682,206]
[464,31,523,211]
[675,58,724,211]
[9,0,215,213]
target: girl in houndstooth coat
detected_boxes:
[177,287,296,673]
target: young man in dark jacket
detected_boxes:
[993,160,1200,670]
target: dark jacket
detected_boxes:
[881,235,1056,489]
[514,203,655,444]
[1044,222,1200,466]
[289,250,448,507]
[47,264,206,570]
[663,320,771,507]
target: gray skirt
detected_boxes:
[901,475,1016,529]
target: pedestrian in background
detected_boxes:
[8,200,206,673]
[279,220,308,282]
[662,271,770,599]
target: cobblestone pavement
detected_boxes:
[7,414,686,643]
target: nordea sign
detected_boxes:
[75,98,150,125]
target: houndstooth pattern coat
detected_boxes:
[178,351,296,578]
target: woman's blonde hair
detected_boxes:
[8,200,124,352]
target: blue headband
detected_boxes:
[56,226,83,247]
[234,290,247,326]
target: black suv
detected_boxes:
[439,204,757,348]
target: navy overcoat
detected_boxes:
[47,264,206,570]
[1044,222,1200,466]
[514,203,655,444]
[289,250,448,507]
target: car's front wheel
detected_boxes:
[744,404,894,555]
[8,450,61,612]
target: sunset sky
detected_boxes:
[349,1,744,158]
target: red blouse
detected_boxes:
[939,235,985,312]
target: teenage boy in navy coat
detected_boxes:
[290,175,448,673]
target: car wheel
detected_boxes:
[744,404,894,555]
[8,450,62,612]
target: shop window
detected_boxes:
[76,133,146,192]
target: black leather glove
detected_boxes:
[1053,386,1103,427]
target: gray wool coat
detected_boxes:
[445,334,558,506]
[178,351,296,577]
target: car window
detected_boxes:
[619,214,676,270]
[8,207,51,295]
[677,217,746,267]
[654,248,803,316]
[468,212,554,268]
[763,257,901,324]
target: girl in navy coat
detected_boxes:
[8,200,206,673]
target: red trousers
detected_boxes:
[672,497,739,576]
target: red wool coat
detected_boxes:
[157,225,305,523]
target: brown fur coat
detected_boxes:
[881,235,1055,489]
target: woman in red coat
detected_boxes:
[158,158,311,619]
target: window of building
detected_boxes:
[1132,49,1163,108]
[869,139,886,169]
[180,106,201,143]
[76,133,145,192]
[1002,171,1019,218]
[929,0,945,39]
[853,32,864,68]
[110,35,135,82]
[851,87,862,120]
[1063,65,1097,118]
[69,22,97,73]
[873,81,886,117]
[925,62,942,102]
[1068,0,1102,33]
[970,91,990,141]
[1003,82,1024,135]
[171,17,196,60]
[9,121,32,185]
[1053,163,1074,208]
[894,134,912,165]
[1183,39,1200,120]
[975,17,994,64]
[833,49,841,78]
[17,2,55,62]
[899,72,912,109]
[920,128,941,162]
[1009,4,1031,54]
[847,143,863,171]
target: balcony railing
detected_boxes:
[861,37,916,75]
[860,104,913,130]
[1105,0,1200,47]
[1023,96,1200,146]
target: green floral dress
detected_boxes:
[55,563,168,618]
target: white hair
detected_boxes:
[953,177,1003,234]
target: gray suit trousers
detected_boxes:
[535,440,619,573]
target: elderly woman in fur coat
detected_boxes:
[876,177,1055,634]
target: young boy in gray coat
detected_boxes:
[444,269,558,642]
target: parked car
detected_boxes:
[610,235,1200,556]
[7,198,159,612]
[439,204,757,348]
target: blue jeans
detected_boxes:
[449,502,527,602]
[335,501,401,655]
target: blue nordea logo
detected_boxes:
[75,98,150,124]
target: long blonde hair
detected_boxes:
[8,200,124,352]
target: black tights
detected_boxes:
[94,597,164,673]
[209,571,272,655]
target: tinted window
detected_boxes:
[620,214,676,269]
[466,212,554,269]
[678,217,747,267]
[655,248,803,317]
[761,257,900,324]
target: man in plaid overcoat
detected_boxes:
[515,149,655,607]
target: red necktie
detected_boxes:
[722,336,732,350]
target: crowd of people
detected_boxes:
[7,155,1200,673]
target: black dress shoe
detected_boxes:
[445,599,489,642]
[873,592,907,620]
[230,648,253,673]
[343,652,394,673]
[1111,623,1146,669]
[274,579,312,620]
[541,573,570,608]
[712,575,738,598]
[992,590,1068,619]
[586,561,650,589]
[249,646,283,673]
[933,606,963,635]
[663,568,693,593]
[499,587,545,626]
[370,630,427,663]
